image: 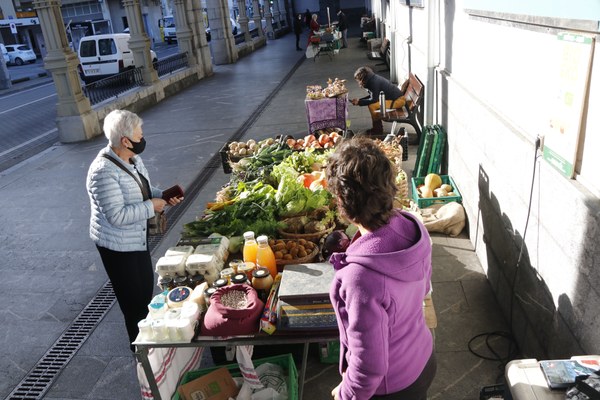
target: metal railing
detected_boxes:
[83,66,144,105]
[155,52,189,77]
[83,52,189,105]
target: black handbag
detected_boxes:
[102,154,167,236]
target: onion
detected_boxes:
[322,230,351,260]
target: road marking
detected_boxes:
[0,128,57,158]
[0,93,56,115]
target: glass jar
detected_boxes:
[203,287,217,306]
[158,276,175,292]
[174,275,189,287]
[189,274,205,289]
[231,273,249,285]
[252,267,274,303]
[219,267,235,283]
[212,278,228,289]
[238,261,256,281]
[228,259,243,274]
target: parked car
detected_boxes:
[77,33,158,84]
[0,44,8,65]
[5,44,37,65]
[205,17,242,42]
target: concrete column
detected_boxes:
[252,0,264,38]
[282,0,291,28]
[237,0,252,43]
[263,0,274,38]
[33,0,99,143]
[188,0,213,73]
[206,0,238,64]
[272,0,282,30]
[0,52,11,89]
[173,0,196,66]
[122,0,158,85]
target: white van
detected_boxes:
[77,33,158,83]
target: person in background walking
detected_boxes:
[86,109,183,352]
[304,9,312,28]
[337,9,348,48]
[294,13,303,50]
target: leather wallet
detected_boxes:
[162,184,184,201]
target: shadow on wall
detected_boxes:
[476,164,587,359]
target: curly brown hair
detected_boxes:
[326,137,397,231]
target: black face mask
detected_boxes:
[127,137,146,154]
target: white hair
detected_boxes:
[103,109,143,147]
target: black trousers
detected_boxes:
[96,245,154,350]
[371,350,437,400]
[296,34,301,49]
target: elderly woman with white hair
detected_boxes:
[86,109,182,351]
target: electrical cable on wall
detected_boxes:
[468,139,541,380]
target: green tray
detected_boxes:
[411,175,462,208]
[172,353,298,400]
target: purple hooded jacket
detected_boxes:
[329,210,433,399]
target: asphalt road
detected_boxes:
[0,43,181,172]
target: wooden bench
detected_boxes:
[382,72,424,141]
[367,38,390,71]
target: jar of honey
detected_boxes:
[252,267,273,303]
[238,262,256,281]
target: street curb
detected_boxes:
[11,71,49,84]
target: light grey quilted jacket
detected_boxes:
[86,145,163,252]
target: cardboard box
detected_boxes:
[177,367,238,400]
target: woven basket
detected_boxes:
[274,239,320,268]
[277,219,335,242]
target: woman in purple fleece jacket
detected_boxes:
[326,137,436,400]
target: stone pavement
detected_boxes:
[0,30,514,400]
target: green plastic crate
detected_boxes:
[319,340,340,364]
[172,353,298,400]
[411,175,462,208]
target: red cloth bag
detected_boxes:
[201,284,264,336]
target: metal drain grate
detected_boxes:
[5,53,306,400]
[5,283,116,400]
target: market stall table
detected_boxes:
[305,94,348,134]
[134,328,339,400]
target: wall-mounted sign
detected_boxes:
[543,33,594,178]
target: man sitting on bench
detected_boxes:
[350,66,407,136]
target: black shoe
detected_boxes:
[341,45,347,49]
[296,48,302,51]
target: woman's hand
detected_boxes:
[331,381,342,400]
[166,196,183,206]
[350,98,359,106]
[151,198,167,213]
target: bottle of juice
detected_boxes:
[242,231,258,264]
[256,235,277,278]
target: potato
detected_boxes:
[283,254,293,260]
[274,251,284,259]
[298,249,308,258]
[290,247,299,257]
[286,241,296,250]
[440,184,453,192]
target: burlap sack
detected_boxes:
[421,202,466,237]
